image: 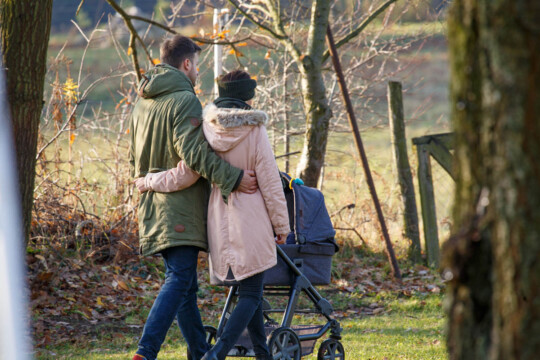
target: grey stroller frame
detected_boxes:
[211,245,345,360]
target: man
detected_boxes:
[129,35,257,360]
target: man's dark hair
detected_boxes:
[219,69,251,82]
[160,35,202,68]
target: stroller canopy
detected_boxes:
[281,173,337,251]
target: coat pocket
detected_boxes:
[139,192,156,222]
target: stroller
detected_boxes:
[189,173,345,360]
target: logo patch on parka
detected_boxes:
[190,117,201,127]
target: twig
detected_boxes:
[105,0,152,81]
[330,203,356,218]
[76,0,85,16]
[36,103,81,159]
[322,0,398,63]
[228,0,287,40]
[275,151,301,159]
[109,206,137,232]
[334,227,368,246]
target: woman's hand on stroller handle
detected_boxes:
[275,234,287,244]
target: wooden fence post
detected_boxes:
[413,138,440,267]
[387,81,422,263]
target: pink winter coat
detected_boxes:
[142,103,290,281]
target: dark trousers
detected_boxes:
[137,246,210,360]
[217,272,270,359]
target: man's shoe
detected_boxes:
[201,340,225,360]
[132,355,146,360]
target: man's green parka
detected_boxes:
[129,64,241,256]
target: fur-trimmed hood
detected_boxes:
[203,103,268,128]
[202,103,269,152]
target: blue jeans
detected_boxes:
[137,246,209,360]
[216,272,270,359]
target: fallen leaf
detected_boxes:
[117,280,130,292]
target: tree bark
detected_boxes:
[444,0,540,359]
[0,0,54,246]
[295,0,332,187]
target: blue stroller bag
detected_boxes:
[264,173,338,286]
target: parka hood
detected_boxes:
[202,103,268,152]
[138,63,194,99]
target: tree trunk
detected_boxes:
[296,69,332,186]
[443,0,540,359]
[295,0,332,187]
[0,0,54,246]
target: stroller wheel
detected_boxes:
[268,327,301,360]
[317,339,345,360]
[186,325,217,360]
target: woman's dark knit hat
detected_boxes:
[217,77,257,101]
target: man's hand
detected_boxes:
[237,169,258,194]
[134,178,149,193]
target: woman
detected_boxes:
[135,70,290,360]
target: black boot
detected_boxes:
[201,340,225,360]
[255,355,272,360]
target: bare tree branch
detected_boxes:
[105,0,151,81]
[116,2,255,44]
[242,3,273,19]
[230,0,304,66]
[334,227,368,246]
[37,103,85,159]
[262,0,283,33]
[129,14,176,34]
[228,0,287,40]
[322,0,398,64]
[76,0,85,16]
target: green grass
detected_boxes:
[340,295,446,360]
[35,293,446,360]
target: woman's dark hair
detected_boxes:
[160,35,202,68]
[219,69,251,83]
